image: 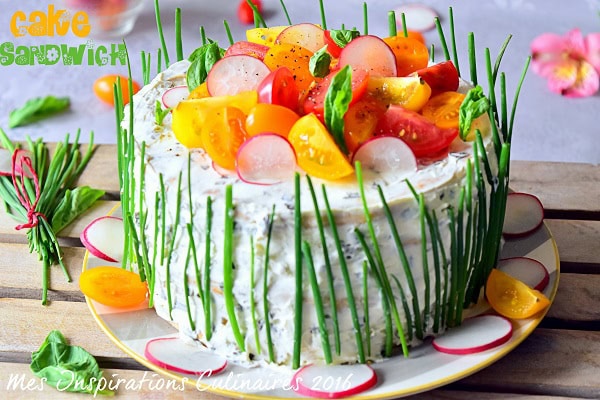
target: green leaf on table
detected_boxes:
[309,46,331,78]
[51,186,105,234]
[30,330,113,396]
[324,65,353,155]
[459,85,490,140]
[9,96,70,128]
[186,42,225,91]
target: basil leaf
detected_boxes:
[324,65,353,155]
[51,186,105,233]
[155,100,172,126]
[459,86,490,140]
[309,46,331,78]
[9,96,70,128]
[186,42,225,91]
[328,28,360,49]
[30,330,113,396]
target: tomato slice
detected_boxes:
[413,60,459,96]
[245,103,300,137]
[288,114,354,180]
[367,76,431,111]
[383,36,429,77]
[323,30,343,58]
[224,41,269,60]
[201,106,248,170]
[375,105,458,158]
[303,67,369,121]
[486,268,551,319]
[421,91,466,129]
[257,67,301,111]
[246,26,287,46]
[237,0,262,25]
[263,43,314,92]
[80,266,148,308]
[344,97,387,154]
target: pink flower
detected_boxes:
[531,29,600,97]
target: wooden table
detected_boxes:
[1,146,599,399]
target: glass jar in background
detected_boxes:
[63,0,144,39]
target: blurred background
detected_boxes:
[0,0,598,163]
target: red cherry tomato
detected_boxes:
[375,105,458,157]
[303,67,369,121]
[257,67,301,111]
[323,30,343,58]
[237,0,263,25]
[93,74,140,106]
[413,61,459,96]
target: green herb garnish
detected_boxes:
[323,65,353,155]
[186,42,225,91]
[459,85,490,140]
[263,205,276,362]
[328,28,360,48]
[30,330,113,396]
[292,173,303,369]
[8,96,70,128]
[309,46,331,78]
[154,100,172,126]
[51,186,104,233]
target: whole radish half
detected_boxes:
[292,364,377,399]
[144,337,227,376]
[339,35,398,77]
[394,4,439,32]
[80,216,124,263]
[236,133,297,185]
[497,257,550,291]
[432,314,513,355]
[206,55,270,96]
[162,86,189,109]
[276,23,326,52]
[352,136,417,178]
[503,192,544,237]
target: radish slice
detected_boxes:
[162,86,189,109]
[432,315,513,355]
[339,35,397,77]
[352,136,417,178]
[497,257,550,291]
[503,192,544,237]
[80,216,124,263]
[206,55,270,97]
[144,337,227,376]
[292,364,377,399]
[276,23,326,53]
[394,4,439,32]
[236,133,297,185]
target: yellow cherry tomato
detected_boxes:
[245,103,300,137]
[263,43,315,92]
[246,26,288,46]
[201,106,248,170]
[367,76,431,111]
[343,97,387,154]
[288,114,354,180]
[94,74,140,106]
[80,266,148,308]
[187,82,210,99]
[421,91,466,129]
[486,268,551,319]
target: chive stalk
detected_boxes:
[279,0,292,25]
[363,2,369,35]
[183,244,195,331]
[154,0,170,67]
[468,32,477,86]
[400,13,408,37]
[263,205,276,362]
[434,18,451,61]
[187,224,204,307]
[165,172,183,320]
[292,173,303,369]
[318,0,327,30]
[362,261,371,357]
[223,20,234,46]
[175,8,183,62]
[448,7,460,76]
[203,196,213,340]
[388,11,397,37]
[249,236,260,354]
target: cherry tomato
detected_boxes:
[406,30,426,45]
[79,266,148,308]
[93,74,140,106]
[383,36,429,77]
[263,43,314,92]
[344,97,387,154]
[323,30,344,58]
[413,60,459,96]
[421,91,466,129]
[237,0,263,25]
[187,82,210,100]
[224,41,269,60]
[486,269,550,319]
[303,67,369,121]
[367,76,431,111]
[288,114,354,180]
[257,67,301,111]
[246,103,300,137]
[201,106,248,170]
[375,105,458,157]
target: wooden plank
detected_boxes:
[546,219,600,267]
[510,161,600,216]
[75,145,119,194]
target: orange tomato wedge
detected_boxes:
[421,91,466,129]
[263,43,314,92]
[486,268,551,319]
[288,114,354,180]
[201,106,248,170]
[245,103,300,138]
[80,266,148,308]
[382,36,430,77]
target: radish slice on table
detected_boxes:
[144,337,227,376]
[206,55,270,97]
[162,86,189,109]
[339,35,397,77]
[503,192,544,237]
[352,136,417,178]
[497,257,550,292]
[292,364,377,399]
[394,4,439,32]
[432,314,513,355]
[276,23,326,53]
[236,133,297,185]
[80,216,124,263]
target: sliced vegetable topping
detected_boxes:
[338,35,398,77]
[276,23,326,53]
[421,91,465,129]
[263,43,314,91]
[245,103,300,137]
[206,55,270,96]
[236,133,297,185]
[383,35,430,77]
[144,337,227,375]
[367,75,432,110]
[201,106,248,170]
[80,216,125,263]
[79,266,148,308]
[486,268,551,319]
